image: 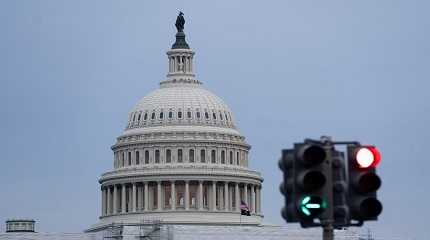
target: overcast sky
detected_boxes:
[1,1,429,239]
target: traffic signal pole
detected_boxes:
[321,141,334,240]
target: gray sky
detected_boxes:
[1,1,429,239]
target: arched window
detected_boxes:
[145,150,149,164]
[225,112,229,121]
[122,152,125,166]
[211,150,216,163]
[221,150,225,164]
[212,112,217,120]
[133,113,136,121]
[166,149,171,163]
[187,111,192,119]
[200,149,206,163]
[230,151,233,164]
[196,111,201,119]
[178,149,183,163]
[160,112,164,119]
[205,112,209,119]
[144,113,148,120]
[189,149,195,163]
[236,152,240,165]
[151,112,155,120]
[178,111,183,119]
[128,152,132,165]
[169,111,173,119]
[136,151,140,165]
[155,150,160,163]
[138,113,141,121]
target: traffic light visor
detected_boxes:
[355,146,381,168]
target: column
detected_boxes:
[171,181,176,210]
[101,188,106,216]
[144,182,149,211]
[121,184,126,213]
[198,181,203,210]
[244,184,248,205]
[257,186,261,214]
[185,181,190,210]
[224,182,229,211]
[229,186,233,212]
[107,187,111,215]
[212,181,217,211]
[113,185,118,214]
[251,185,256,214]
[235,183,240,212]
[157,181,162,211]
[136,184,141,211]
[132,183,137,212]
[255,186,259,214]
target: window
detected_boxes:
[225,113,229,121]
[236,152,240,165]
[128,152,132,165]
[220,113,223,120]
[178,149,183,163]
[138,113,141,121]
[145,150,149,164]
[133,113,136,121]
[122,152,125,166]
[189,149,195,163]
[144,113,148,120]
[169,111,173,119]
[151,112,155,120]
[196,111,201,119]
[221,150,225,164]
[166,149,171,163]
[211,150,216,163]
[230,151,233,164]
[160,112,164,119]
[205,112,209,119]
[187,111,192,118]
[136,151,140,165]
[178,111,183,119]
[212,113,217,120]
[200,149,206,163]
[155,150,160,163]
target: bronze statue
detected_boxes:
[175,11,185,32]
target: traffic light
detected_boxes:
[280,142,331,227]
[279,149,298,222]
[331,149,349,228]
[347,145,382,224]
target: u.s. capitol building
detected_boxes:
[1,14,358,240]
[89,12,263,231]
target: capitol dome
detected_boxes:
[125,83,239,135]
[89,17,263,231]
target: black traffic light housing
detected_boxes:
[280,142,332,228]
[347,145,382,224]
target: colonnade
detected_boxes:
[101,180,261,217]
[168,54,193,74]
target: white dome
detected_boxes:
[94,28,263,229]
[125,83,237,132]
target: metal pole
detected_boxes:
[322,136,334,240]
[322,223,334,240]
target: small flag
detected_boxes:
[240,201,251,216]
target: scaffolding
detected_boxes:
[102,219,163,240]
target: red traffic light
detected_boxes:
[355,146,381,168]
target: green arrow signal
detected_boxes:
[299,196,327,217]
